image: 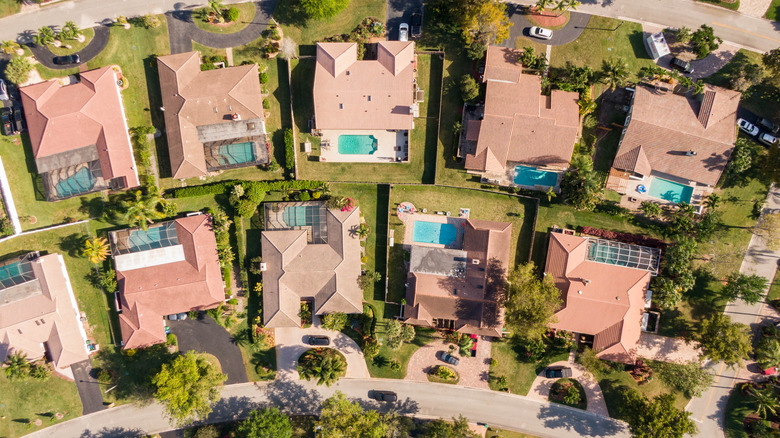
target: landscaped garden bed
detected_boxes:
[297,348,347,386]
[427,365,459,384]
[194,2,256,34]
[549,377,587,410]
[48,27,95,56]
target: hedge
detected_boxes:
[167,179,327,198]
[234,216,250,291]
[363,302,378,337]
[578,226,667,249]
[284,128,295,170]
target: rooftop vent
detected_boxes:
[472,259,480,265]
[247,122,256,130]
[577,291,583,294]
[232,113,241,121]
[686,150,697,156]
[583,278,591,285]
[260,262,267,272]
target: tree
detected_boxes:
[624,392,697,438]
[691,25,722,59]
[690,79,705,95]
[721,272,767,304]
[82,236,110,264]
[756,337,780,371]
[727,138,760,185]
[1,40,20,55]
[142,14,161,29]
[401,324,416,343]
[655,361,714,398]
[33,26,56,46]
[208,0,225,14]
[359,270,382,290]
[317,391,389,437]
[561,154,601,210]
[152,352,227,425]
[695,313,752,368]
[321,312,348,331]
[235,407,293,438]
[279,37,298,60]
[300,0,349,20]
[298,349,346,386]
[225,6,240,22]
[61,21,82,40]
[420,415,477,438]
[601,57,629,89]
[753,213,780,251]
[704,193,720,211]
[535,0,556,9]
[4,56,32,84]
[4,352,30,380]
[674,27,692,43]
[122,190,165,230]
[458,0,512,52]
[576,347,608,378]
[748,386,780,419]
[459,75,479,102]
[639,201,662,218]
[503,262,562,339]
[552,0,581,16]
[763,48,780,78]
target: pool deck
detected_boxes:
[398,211,466,250]
[318,129,408,163]
[610,173,712,210]
[479,162,564,193]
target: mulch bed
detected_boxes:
[526,8,568,27]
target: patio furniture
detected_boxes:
[637,185,647,194]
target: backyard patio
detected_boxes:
[316,129,409,163]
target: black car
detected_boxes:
[371,390,397,402]
[670,57,694,74]
[544,366,573,378]
[0,107,12,136]
[757,117,780,135]
[11,106,25,134]
[410,9,422,39]
[53,54,80,65]
[438,351,459,365]
[307,335,330,346]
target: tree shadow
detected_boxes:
[271,0,307,28]
[58,232,88,257]
[79,428,146,438]
[265,380,322,415]
[537,401,627,436]
[206,395,257,423]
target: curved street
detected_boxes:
[23,378,629,438]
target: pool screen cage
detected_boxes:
[203,136,268,172]
[0,259,35,290]
[42,160,106,202]
[264,201,329,244]
[586,238,661,274]
[110,221,180,256]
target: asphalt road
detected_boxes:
[24,379,630,438]
[168,315,248,385]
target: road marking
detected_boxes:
[712,22,780,43]
[699,362,726,421]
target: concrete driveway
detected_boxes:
[527,353,609,417]
[405,337,492,389]
[168,315,248,385]
[274,316,369,380]
[386,0,423,41]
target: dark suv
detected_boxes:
[11,106,25,133]
[410,9,422,39]
[307,335,330,346]
[544,366,573,378]
[670,57,694,74]
[53,54,80,65]
[1,107,12,136]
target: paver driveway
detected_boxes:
[527,352,609,417]
[405,337,492,389]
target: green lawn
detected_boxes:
[696,0,740,10]
[488,339,569,395]
[387,185,536,303]
[48,28,96,56]
[767,0,780,20]
[595,362,689,420]
[366,324,438,379]
[0,0,20,18]
[704,49,780,122]
[193,2,257,34]
[486,429,539,438]
[192,41,227,59]
[274,0,386,47]
[0,373,83,438]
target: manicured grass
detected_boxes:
[274,0,386,46]
[767,270,780,302]
[387,185,536,303]
[292,53,441,183]
[48,28,96,56]
[0,0,20,18]
[697,0,740,10]
[486,429,539,438]
[767,0,780,20]
[233,324,277,382]
[0,372,83,438]
[725,387,752,438]
[596,363,689,420]
[192,41,227,60]
[488,339,569,395]
[193,3,257,34]
[549,377,587,410]
[366,325,439,379]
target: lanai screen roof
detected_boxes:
[585,239,661,274]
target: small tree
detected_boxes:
[4,352,30,380]
[691,25,722,59]
[33,26,56,46]
[4,56,32,85]
[358,270,381,291]
[601,57,629,90]
[655,361,714,398]
[576,347,608,378]
[639,201,662,218]
[674,27,692,43]
[459,75,479,102]
[225,6,240,22]
[235,407,293,438]
[142,14,162,29]
[756,337,780,371]
[300,0,349,20]
[153,352,227,426]
[321,312,348,331]
[503,262,562,339]
[563,383,581,405]
[279,37,298,60]
[284,129,295,170]
[317,391,389,437]
[721,272,767,304]
[695,313,752,368]
[561,154,601,211]
[82,237,110,264]
[1,40,21,55]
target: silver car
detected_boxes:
[737,118,759,136]
[0,79,8,101]
[399,23,409,42]
[759,132,777,146]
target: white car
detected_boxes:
[737,118,759,136]
[759,132,777,146]
[530,26,553,40]
[0,79,8,102]
[399,23,409,42]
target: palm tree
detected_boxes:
[545,186,557,202]
[704,193,720,211]
[65,21,81,39]
[748,386,780,419]
[357,223,371,239]
[601,58,629,90]
[757,338,780,371]
[535,0,556,11]
[313,354,346,387]
[32,27,56,46]
[640,201,662,218]
[1,40,20,55]
[691,79,706,95]
[209,0,225,14]
[230,328,252,347]
[122,190,164,230]
[4,352,30,380]
[82,237,110,264]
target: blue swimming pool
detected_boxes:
[127,222,179,253]
[338,135,378,154]
[412,221,458,246]
[217,142,256,165]
[282,205,320,227]
[55,167,97,198]
[648,177,693,204]
[513,165,559,187]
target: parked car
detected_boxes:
[670,57,694,74]
[410,9,423,39]
[757,117,780,135]
[759,132,777,146]
[307,335,330,346]
[438,351,459,365]
[0,79,8,101]
[167,313,179,320]
[737,118,759,136]
[11,106,25,134]
[370,390,398,402]
[529,26,553,40]
[761,366,778,376]
[52,54,80,65]
[1,107,12,136]
[544,366,573,378]
[398,23,409,42]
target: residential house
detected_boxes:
[157,51,269,179]
[0,253,89,370]
[20,67,139,201]
[313,41,417,163]
[109,214,224,349]
[462,46,580,189]
[261,201,363,327]
[403,219,512,337]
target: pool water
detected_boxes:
[412,221,458,246]
[283,205,319,227]
[513,166,559,187]
[127,222,179,252]
[338,135,378,155]
[55,167,97,198]
[0,261,34,289]
[217,142,256,165]
[648,177,693,204]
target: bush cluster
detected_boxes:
[578,226,668,249]
[168,179,326,198]
[284,129,295,171]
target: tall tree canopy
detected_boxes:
[152,352,227,425]
[235,407,293,438]
[458,0,512,48]
[316,391,389,438]
[695,313,752,368]
[299,0,349,20]
[503,262,562,339]
[625,392,698,438]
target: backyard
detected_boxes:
[0,372,83,438]
[273,0,386,46]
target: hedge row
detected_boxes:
[234,216,250,292]
[284,129,295,170]
[578,226,667,249]
[363,302,378,337]
[167,179,327,198]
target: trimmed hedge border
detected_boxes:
[363,302,378,337]
[166,179,327,198]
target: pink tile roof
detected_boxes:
[20,67,140,190]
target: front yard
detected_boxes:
[274,0,386,46]
[488,338,569,395]
[0,372,83,438]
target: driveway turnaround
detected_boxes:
[386,0,424,41]
[24,378,629,438]
[71,359,106,415]
[503,4,588,47]
[28,25,110,70]
[527,353,609,417]
[405,337,492,389]
[168,315,248,385]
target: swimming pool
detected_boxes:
[648,177,693,204]
[127,222,179,253]
[412,221,458,246]
[55,167,97,199]
[217,142,256,165]
[338,135,378,155]
[513,166,559,187]
[282,205,319,227]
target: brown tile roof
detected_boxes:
[545,232,650,363]
[112,215,224,349]
[313,41,415,131]
[464,46,580,174]
[612,85,740,186]
[403,219,512,337]
[261,205,363,328]
[20,67,140,191]
[157,52,264,179]
[0,254,89,369]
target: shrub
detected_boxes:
[259,72,269,84]
[30,364,50,380]
[321,312,348,331]
[284,129,295,170]
[225,6,240,22]
[97,368,113,383]
[299,191,311,201]
[362,337,379,359]
[4,56,32,84]
[433,365,457,380]
[166,333,178,346]
[262,99,270,109]
[142,14,161,29]
[227,298,238,305]
[459,75,479,102]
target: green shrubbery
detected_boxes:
[284,129,295,171]
[168,180,326,198]
[226,6,240,22]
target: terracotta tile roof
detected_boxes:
[157,52,264,179]
[464,46,580,174]
[612,85,740,186]
[261,205,363,328]
[20,67,140,192]
[545,232,650,363]
[111,215,224,349]
[403,219,512,336]
[313,41,415,131]
[0,254,89,369]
